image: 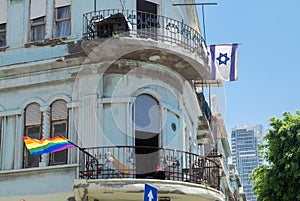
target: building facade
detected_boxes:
[231,125,263,201]
[228,164,247,201]
[0,0,241,200]
[209,96,247,201]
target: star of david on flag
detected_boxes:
[207,44,238,81]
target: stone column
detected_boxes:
[96,99,104,146]
[40,107,50,167]
[0,116,6,170]
[67,103,79,164]
[2,116,16,170]
[14,113,24,169]
[45,0,54,39]
[161,107,168,148]
[126,101,133,146]
[79,94,97,147]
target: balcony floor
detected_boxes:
[81,37,210,81]
[74,178,224,201]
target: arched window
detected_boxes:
[134,94,160,178]
[50,100,68,165]
[24,103,42,168]
[134,94,160,134]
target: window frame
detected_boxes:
[30,16,46,42]
[0,23,6,47]
[49,120,68,165]
[23,103,42,168]
[54,5,71,38]
[24,125,42,168]
[49,99,69,166]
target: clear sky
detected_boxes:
[198,0,300,136]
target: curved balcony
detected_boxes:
[83,9,205,52]
[78,146,220,189]
[82,9,211,81]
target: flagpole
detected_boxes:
[209,83,212,108]
[201,5,207,42]
[68,141,98,162]
[59,135,99,163]
[173,3,218,6]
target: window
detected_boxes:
[30,0,46,42]
[30,17,46,42]
[55,6,71,37]
[0,23,6,47]
[55,0,71,38]
[24,103,42,168]
[134,94,160,178]
[0,0,7,47]
[134,94,160,133]
[50,100,68,165]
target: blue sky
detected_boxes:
[198,0,300,136]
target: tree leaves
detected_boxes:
[251,111,300,201]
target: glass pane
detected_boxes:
[56,20,70,37]
[53,122,67,136]
[31,25,45,41]
[27,126,41,138]
[0,23,6,30]
[134,94,160,133]
[32,17,45,24]
[0,24,6,47]
[56,6,70,20]
[53,150,67,164]
[25,126,41,168]
[0,33,5,47]
[51,122,67,165]
[26,154,40,167]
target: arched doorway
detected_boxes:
[134,94,160,178]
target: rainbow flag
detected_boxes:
[23,135,75,156]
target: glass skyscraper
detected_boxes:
[231,125,263,201]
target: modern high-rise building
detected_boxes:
[231,125,263,201]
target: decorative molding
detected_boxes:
[99,97,134,105]
[0,110,23,117]
[21,97,45,109]
[46,94,72,106]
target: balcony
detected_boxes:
[75,146,223,201]
[79,146,220,186]
[81,9,211,81]
[83,9,205,52]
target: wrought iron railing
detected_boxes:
[79,146,220,190]
[83,9,206,53]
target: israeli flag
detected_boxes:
[207,44,238,81]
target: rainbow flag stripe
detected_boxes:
[23,135,75,156]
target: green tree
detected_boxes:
[251,111,300,201]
